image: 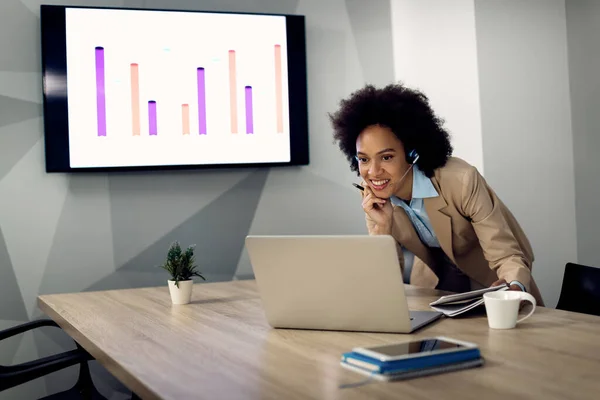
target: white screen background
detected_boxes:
[65,8,291,168]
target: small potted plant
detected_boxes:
[159,241,205,304]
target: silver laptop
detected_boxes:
[245,235,442,333]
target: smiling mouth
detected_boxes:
[370,179,390,190]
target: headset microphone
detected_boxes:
[398,149,419,183]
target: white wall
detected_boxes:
[390,0,484,173]
[474,0,577,307]
[391,0,580,307]
[565,0,600,269]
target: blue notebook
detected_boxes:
[340,357,484,382]
[341,347,481,375]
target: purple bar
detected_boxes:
[245,86,253,134]
[148,101,157,135]
[197,67,207,135]
[95,47,106,136]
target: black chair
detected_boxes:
[556,262,600,317]
[0,319,106,399]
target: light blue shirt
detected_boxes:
[390,165,440,283]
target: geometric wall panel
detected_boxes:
[0,226,28,322]
[345,0,395,87]
[0,72,42,103]
[0,320,26,383]
[0,117,42,181]
[117,169,268,281]
[6,333,46,399]
[0,139,69,317]
[0,0,39,72]
[0,95,41,129]
[85,169,269,292]
[108,170,253,268]
[38,175,116,297]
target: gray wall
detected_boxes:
[0,0,394,398]
[474,0,578,308]
[565,0,600,269]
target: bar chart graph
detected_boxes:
[93,46,281,137]
[65,8,291,168]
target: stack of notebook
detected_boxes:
[340,342,484,381]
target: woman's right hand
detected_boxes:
[361,185,393,235]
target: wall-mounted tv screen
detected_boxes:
[40,5,309,172]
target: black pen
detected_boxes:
[352,183,364,191]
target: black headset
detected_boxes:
[406,149,420,165]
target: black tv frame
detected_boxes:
[40,4,309,173]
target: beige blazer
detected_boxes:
[364,157,544,306]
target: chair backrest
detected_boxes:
[556,262,600,317]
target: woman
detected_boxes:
[329,83,544,305]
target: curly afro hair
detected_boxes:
[329,83,453,178]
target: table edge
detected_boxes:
[37,296,161,400]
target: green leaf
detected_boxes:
[158,242,205,283]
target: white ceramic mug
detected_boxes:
[483,291,536,329]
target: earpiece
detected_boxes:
[407,149,420,165]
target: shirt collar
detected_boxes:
[390,165,438,205]
[411,165,438,199]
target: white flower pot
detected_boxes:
[168,280,193,305]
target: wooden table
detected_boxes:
[38,280,600,400]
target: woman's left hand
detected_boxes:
[491,278,523,292]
